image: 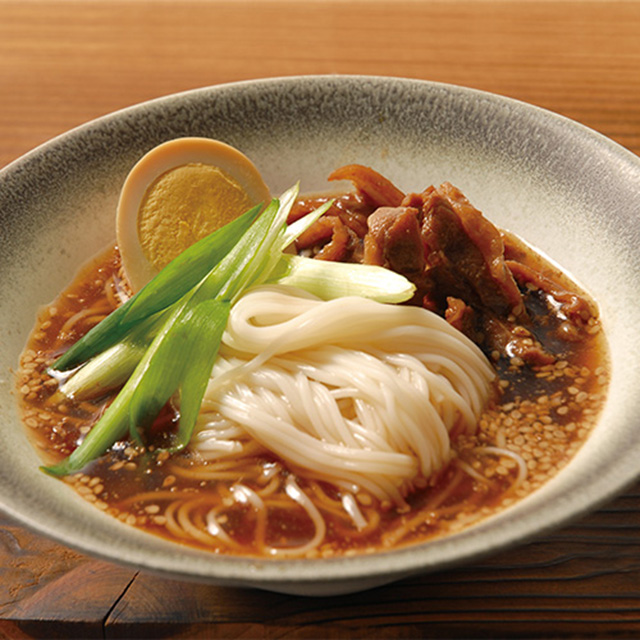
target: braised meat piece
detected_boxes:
[444,297,476,338]
[501,229,597,341]
[363,206,425,278]
[291,192,374,263]
[295,215,352,262]
[415,184,525,318]
[362,182,526,319]
[361,181,557,365]
[328,164,405,208]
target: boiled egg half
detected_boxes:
[116,137,271,292]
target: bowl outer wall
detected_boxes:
[0,76,639,595]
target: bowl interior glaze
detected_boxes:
[1,76,639,596]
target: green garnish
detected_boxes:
[272,253,415,303]
[51,203,262,372]
[43,186,416,477]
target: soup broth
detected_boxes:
[18,182,609,558]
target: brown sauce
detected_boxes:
[17,186,609,559]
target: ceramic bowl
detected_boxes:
[1,76,639,596]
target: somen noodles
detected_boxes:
[194,284,494,507]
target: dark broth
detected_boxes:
[18,240,609,558]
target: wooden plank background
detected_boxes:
[1,1,639,637]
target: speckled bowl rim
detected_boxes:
[1,75,639,595]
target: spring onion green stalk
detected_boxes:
[54,339,145,402]
[127,300,231,448]
[51,203,262,372]
[271,254,415,303]
[53,312,166,402]
[43,186,416,477]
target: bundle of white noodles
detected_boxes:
[191,285,495,507]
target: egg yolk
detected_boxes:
[137,163,253,272]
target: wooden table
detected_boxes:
[1,1,639,637]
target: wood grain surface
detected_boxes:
[1,1,640,638]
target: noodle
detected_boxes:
[189,285,495,505]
